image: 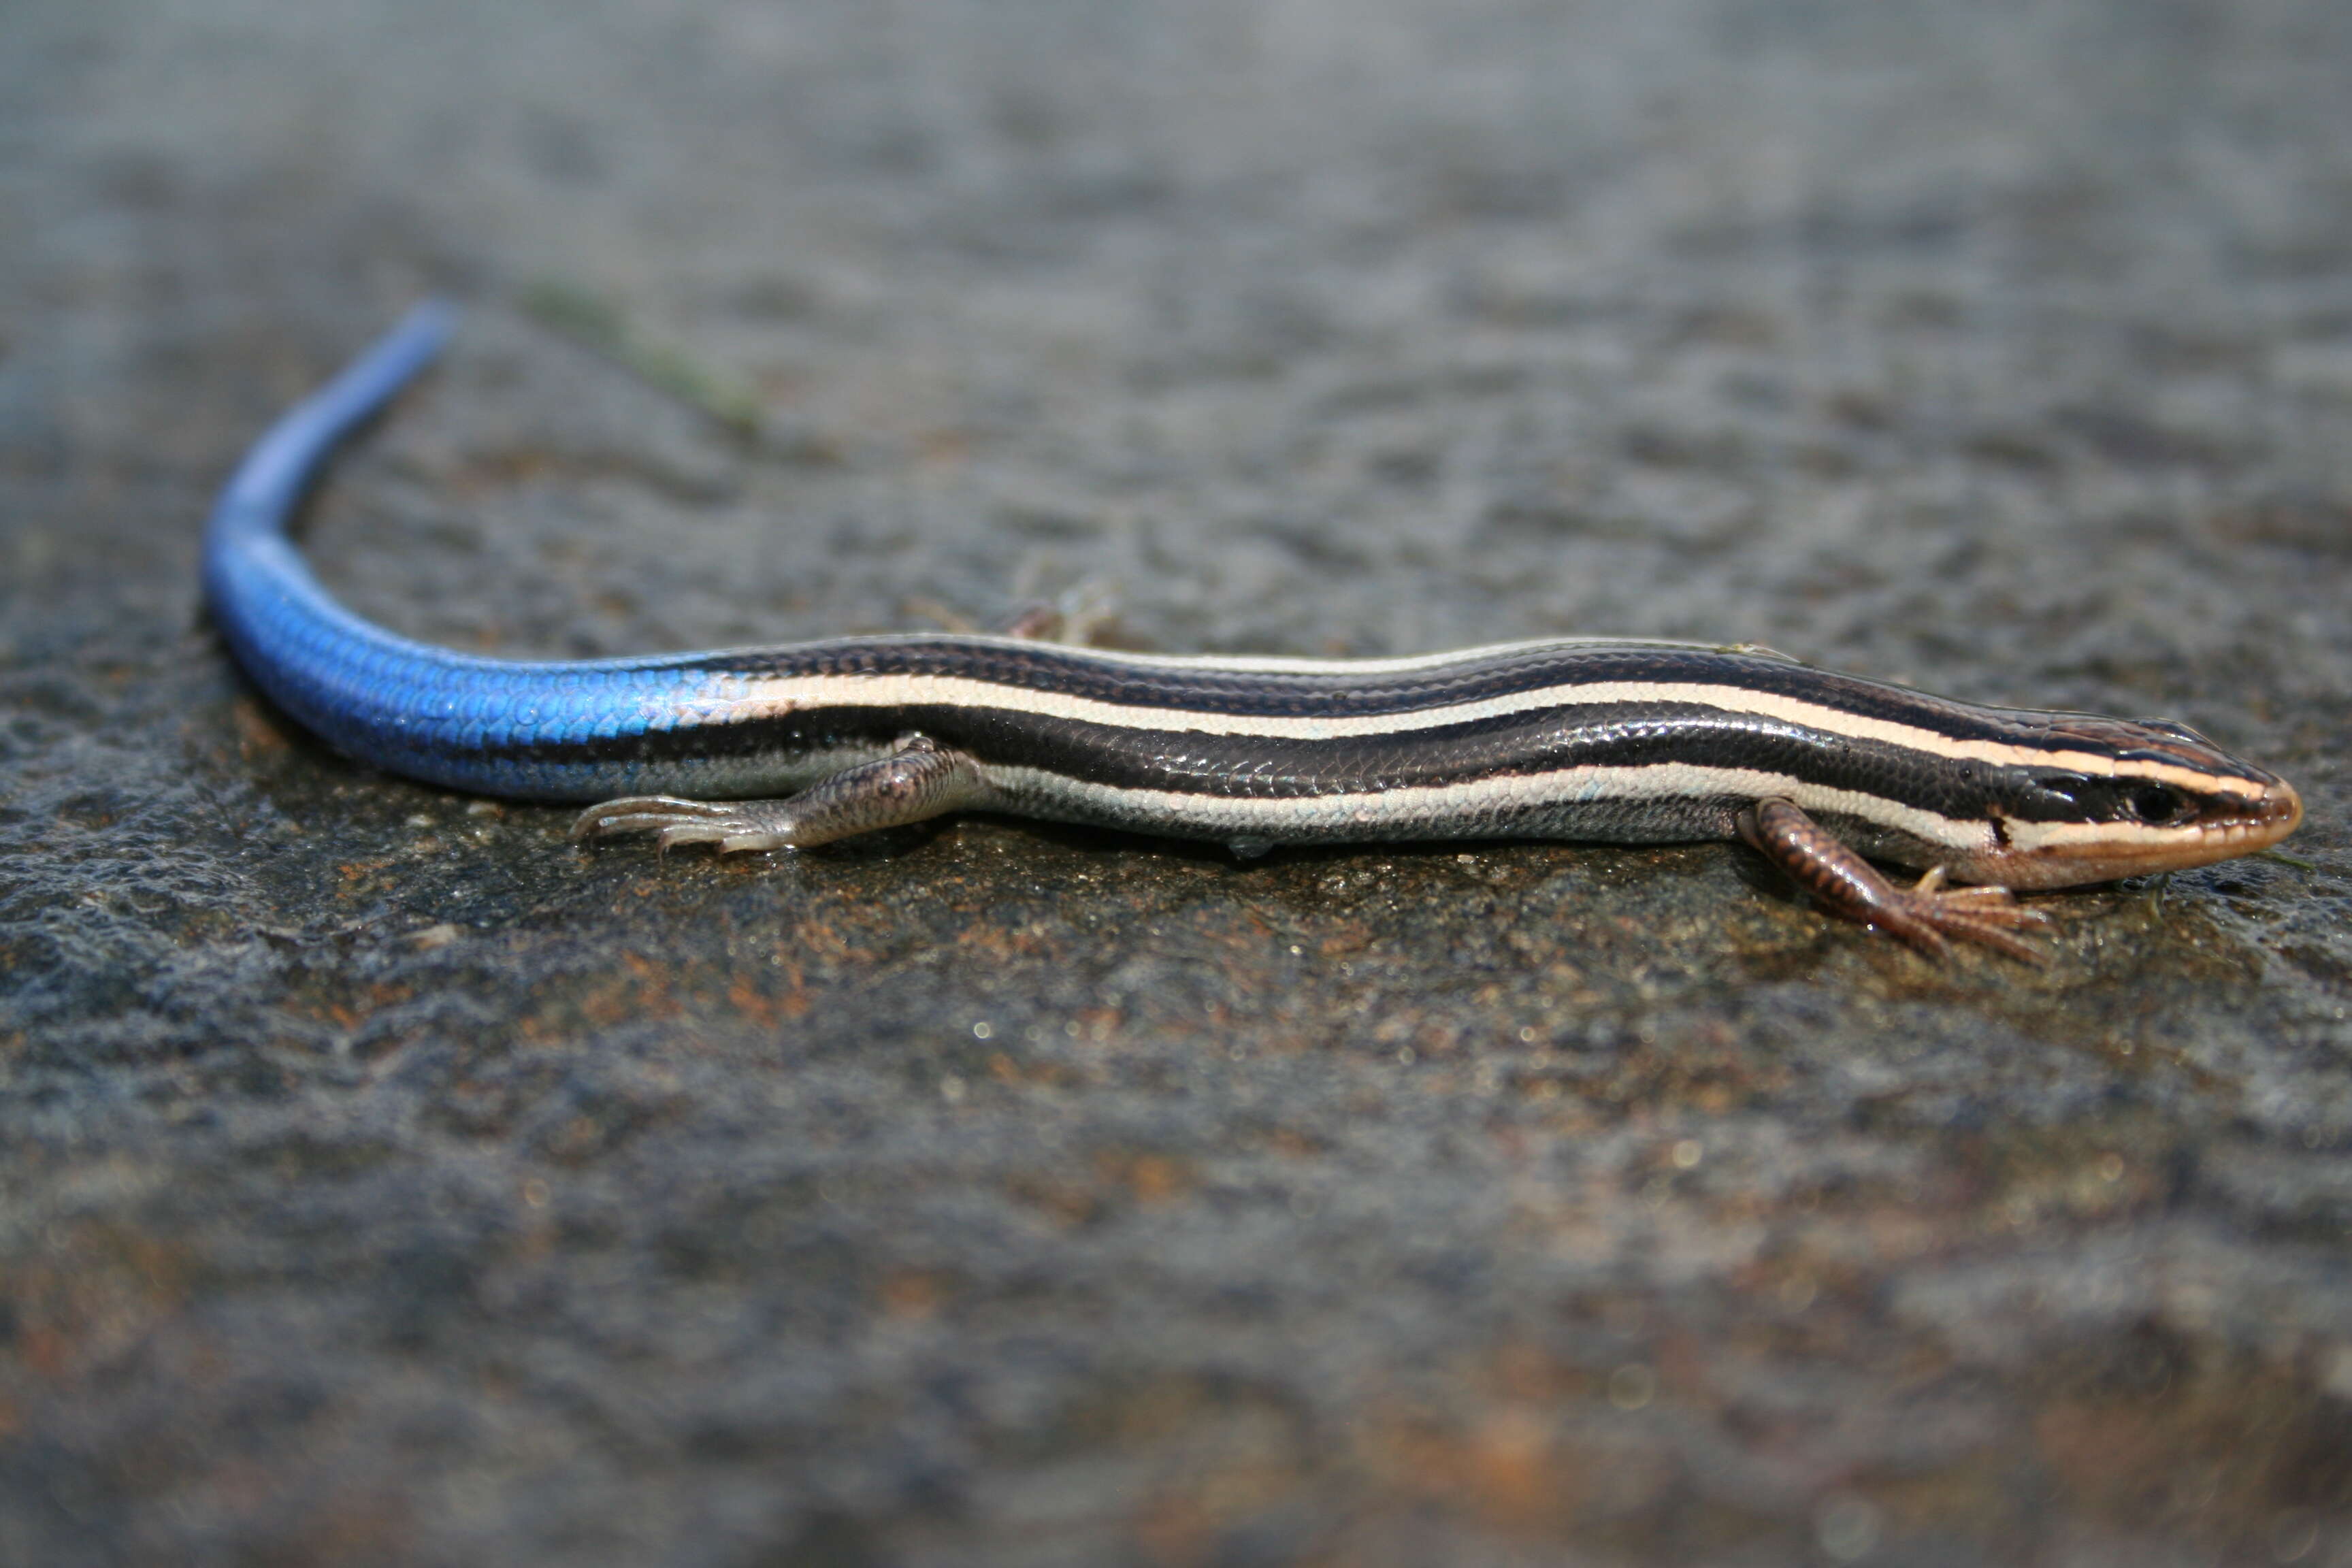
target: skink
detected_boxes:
[205,304,2303,957]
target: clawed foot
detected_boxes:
[570,736,992,858]
[568,796,793,854]
[1865,864,2053,961]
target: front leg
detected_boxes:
[570,734,990,855]
[1737,798,2051,960]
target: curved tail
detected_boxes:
[201,304,728,800]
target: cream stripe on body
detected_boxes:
[681,669,2259,798]
[981,760,1999,855]
[2001,815,2276,852]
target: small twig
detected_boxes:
[519,278,765,440]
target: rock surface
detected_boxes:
[3,1,2350,1563]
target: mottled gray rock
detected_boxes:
[3,1,2350,1564]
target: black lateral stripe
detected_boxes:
[930,704,2012,815]
[457,698,2119,825]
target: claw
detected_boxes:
[654,822,734,853]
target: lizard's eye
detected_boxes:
[2125,783,2187,825]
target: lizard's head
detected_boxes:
[1962,716,2300,889]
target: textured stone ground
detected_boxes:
[4,2,2351,1564]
